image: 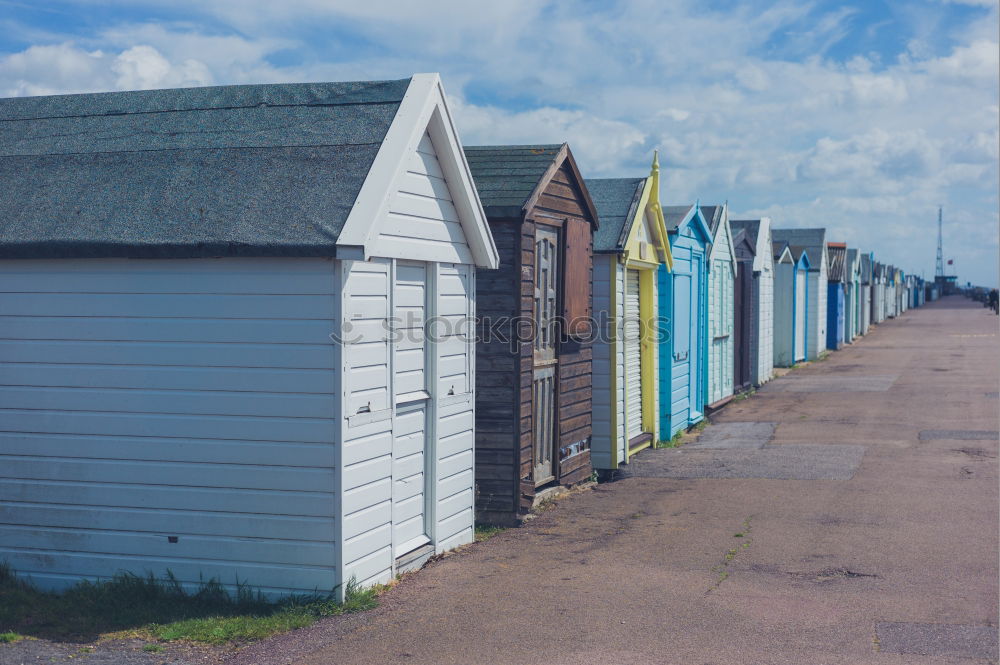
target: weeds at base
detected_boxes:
[0,561,382,646]
[474,524,506,542]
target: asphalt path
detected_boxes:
[235,295,998,665]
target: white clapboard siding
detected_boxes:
[808,260,828,359]
[339,259,393,588]
[373,132,473,265]
[434,264,475,553]
[0,258,340,595]
[757,264,775,383]
[624,269,643,441]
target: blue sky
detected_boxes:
[1,0,997,285]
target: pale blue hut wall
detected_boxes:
[705,209,735,406]
[773,257,795,367]
[658,210,708,439]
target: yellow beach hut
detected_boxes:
[587,155,673,470]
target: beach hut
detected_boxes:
[464,143,598,524]
[772,229,828,360]
[0,75,500,596]
[703,205,736,408]
[885,265,897,318]
[730,226,755,394]
[773,243,811,367]
[860,253,873,334]
[825,242,847,350]
[731,219,775,387]
[658,205,712,439]
[845,249,861,342]
[587,156,672,469]
[870,262,880,323]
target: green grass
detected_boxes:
[141,644,164,653]
[0,561,381,645]
[0,631,24,643]
[474,524,506,542]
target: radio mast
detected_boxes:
[935,206,944,278]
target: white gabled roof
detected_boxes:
[337,73,499,269]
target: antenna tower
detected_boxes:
[935,206,944,278]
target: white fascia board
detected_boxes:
[337,73,499,269]
[708,203,737,277]
[753,217,772,273]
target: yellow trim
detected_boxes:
[608,258,619,470]
[623,265,658,462]
[639,268,657,443]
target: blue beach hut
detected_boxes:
[773,243,811,367]
[658,204,712,439]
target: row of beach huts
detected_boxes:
[0,75,936,599]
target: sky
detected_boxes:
[1,0,997,286]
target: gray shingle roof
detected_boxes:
[772,228,826,269]
[700,205,723,235]
[773,240,790,260]
[663,204,695,232]
[0,79,410,259]
[730,219,761,253]
[585,177,644,252]
[861,254,872,283]
[463,144,563,218]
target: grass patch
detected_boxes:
[734,388,756,402]
[0,561,381,645]
[0,631,24,643]
[656,430,684,449]
[141,643,164,653]
[474,524,506,542]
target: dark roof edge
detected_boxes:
[0,78,412,122]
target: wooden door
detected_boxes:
[794,269,807,361]
[392,262,430,557]
[532,225,559,485]
[689,253,705,419]
[733,261,752,391]
[624,269,643,442]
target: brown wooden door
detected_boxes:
[532,225,559,485]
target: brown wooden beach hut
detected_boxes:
[464,144,598,525]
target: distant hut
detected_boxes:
[772,229,828,360]
[825,242,847,350]
[845,248,862,342]
[860,253,873,334]
[773,242,811,367]
[730,218,775,389]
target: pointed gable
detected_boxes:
[371,130,472,264]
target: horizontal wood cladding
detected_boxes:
[473,219,521,519]
[474,159,596,522]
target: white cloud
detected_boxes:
[0,1,995,284]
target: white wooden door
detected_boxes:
[794,269,807,361]
[392,262,430,557]
[624,269,643,441]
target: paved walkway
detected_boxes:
[237,296,999,665]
